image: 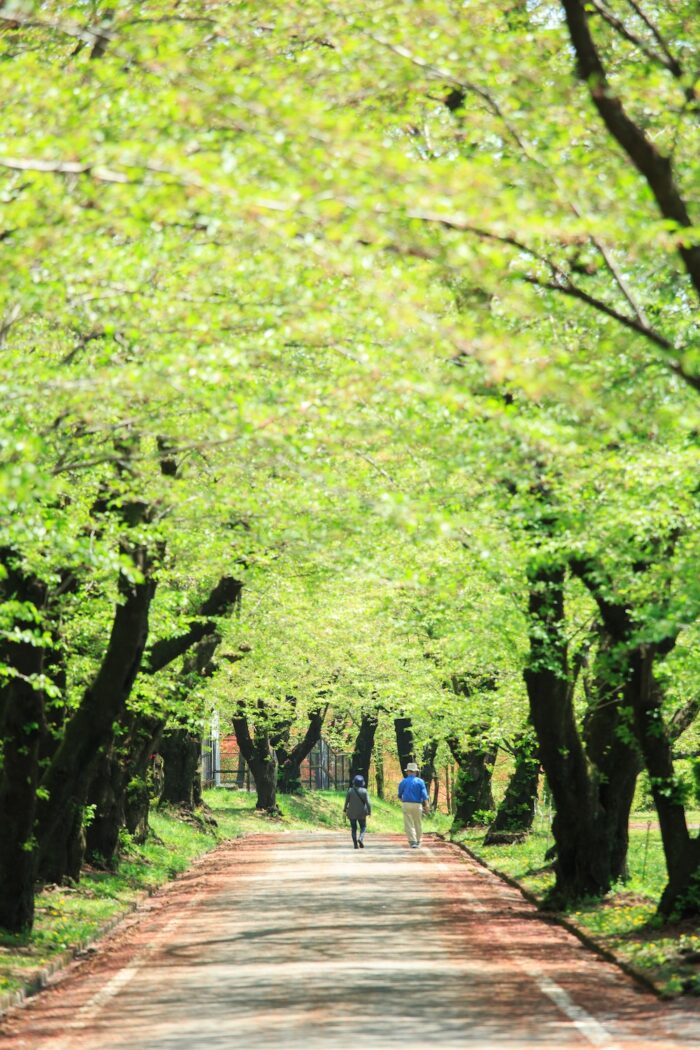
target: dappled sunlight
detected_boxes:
[7,835,698,1050]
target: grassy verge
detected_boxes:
[1,788,443,1005]
[452,810,700,997]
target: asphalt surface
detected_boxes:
[3,832,700,1049]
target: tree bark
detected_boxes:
[86,577,241,857]
[394,717,415,773]
[374,749,385,799]
[35,544,155,884]
[159,728,201,808]
[447,732,498,829]
[123,715,163,843]
[274,705,327,794]
[349,713,378,785]
[420,740,438,798]
[84,746,124,866]
[629,647,700,916]
[0,560,48,931]
[484,728,540,844]
[524,562,614,903]
[233,708,279,813]
[581,629,642,883]
[569,554,698,913]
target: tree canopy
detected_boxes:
[1,0,699,929]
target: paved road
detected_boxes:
[3,833,700,1049]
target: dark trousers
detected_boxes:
[350,818,366,845]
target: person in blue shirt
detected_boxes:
[397,762,429,848]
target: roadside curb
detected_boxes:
[438,833,667,1000]
[0,832,244,1020]
[0,888,153,1019]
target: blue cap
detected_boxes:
[352,774,365,786]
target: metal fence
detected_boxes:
[201,735,352,792]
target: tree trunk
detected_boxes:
[394,717,415,773]
[582,630,642,882]
[570,555,691,907]
[484,728,540,844]
[236,750,246,788]
[233,712,279,814]
[38,804,86,886]
[0,561,48,931]
[122,713,163,843]
[152,625,230,814]
[629,647,700,916]
[375,749,385,799]
[84,747,124,867]
[349,713,378,785]
[159,728,200,809]
[448,733,497,829]
[420,740,438,798]
[524,563,614,903]
[275,706,327,794]
[36,546,155,884]
[250,750,278,811]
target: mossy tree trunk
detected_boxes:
[484,728,539,844]
[159,728,201,809]
[448,732,497,829]
[36,543,156,885]
[0,558,48,931]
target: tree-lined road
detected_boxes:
[3,833,699,1049]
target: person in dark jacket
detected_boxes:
[344,774,372,849]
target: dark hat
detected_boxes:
[352,774,365,786]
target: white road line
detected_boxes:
[39,896,202,1050]
[425,848,622,1050]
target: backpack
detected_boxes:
[352,786,368,815]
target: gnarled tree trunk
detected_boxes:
[524,562,619,904]
[159,728,201,809]
[84,746,125,866]
[0,560,48,931]
[448,732,497,829]
[349,713,378,786]
[233,706,279,814]
[36,545,155,884]
[274,705,327,794]
[394,717,414,774]
[485,728,539,844]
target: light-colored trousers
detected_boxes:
[402,801,423,845]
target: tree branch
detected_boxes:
[399,209,700,391]
[144,576,242,674]
[560,0,700,300]
[588,0,685,83]
[669,697,700,742]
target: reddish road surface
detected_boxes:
[2,833,700,1049]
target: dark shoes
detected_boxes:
[354,842,359,849]
[358,840,364,848]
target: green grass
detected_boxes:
[453,809,700,997]
[0,788,448,1003]
[0,805,229,1000]
[206,787,453,836]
